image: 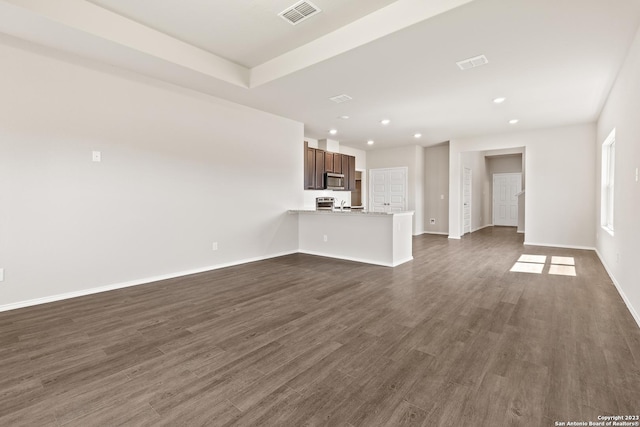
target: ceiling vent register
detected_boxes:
[329,94,353,104]
[456,54,489,70]
[279,1,322,25]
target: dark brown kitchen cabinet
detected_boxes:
[341,154,356,191]
[348,155,356,191]
[324,152,334,173]
[333,153,343,174]
[304,142,316,189]
[315,149,325,190]
[341,155,351,190]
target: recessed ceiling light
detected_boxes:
[414,133,422,138]
[338,115,350,120]
[493,97,506,104]
[380,119,391,125]
[329,129,338,135]
[367,140,375,145]
[509,119,519,124]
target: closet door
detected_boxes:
[369,168,407,212]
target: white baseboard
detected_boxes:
[0,251,297,313]
[423,231,449,236]
[448,235,461,240]
[523,241,596,251]
[298,249,406,267]
[596,250,640,330]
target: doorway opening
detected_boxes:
[463,167,472,235]
[456,148,525,238]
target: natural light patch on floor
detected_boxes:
[551,256,575,266]
[518,254,547,263]
[510,254,577,276]
[510,262,545,274]
[549,265,577,276]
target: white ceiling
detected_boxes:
[86,0,400,68]
[1,0,640,150]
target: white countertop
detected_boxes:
[289,209,414,216]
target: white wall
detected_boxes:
[449,124,596,249]
[424,144,449,234]
[596,26,640,326]
[0,37,303,309]
[367,145,425,235]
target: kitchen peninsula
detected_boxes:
[289,209,414,267]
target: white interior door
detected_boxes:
[388,169,406,212]
[370,169,389,212]
[493,173,521,226]
[463,167,472,234]
[369,167,407,212]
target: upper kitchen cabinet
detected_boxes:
[333,153,343,174]
[348,155,356,191]
[304,142,316,189]
[324,152,334,174]
[341,154,357,191]
[315,149,325,190]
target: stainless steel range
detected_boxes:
[316,197,335,211]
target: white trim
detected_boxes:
[298,250,412,267]
[448,235,461,240]
[523,241,596,251]
[423,231,449,236]
[0,251,297,313]
[596,250,640,329]
[517,230,525,234]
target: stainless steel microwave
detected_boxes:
[325,172,345,190]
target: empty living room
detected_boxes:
[1,0,639,426]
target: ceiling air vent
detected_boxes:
[279,1,321,25]
[456,54,489,70]
[329,94,353,104]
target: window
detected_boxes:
[601,129,615,235]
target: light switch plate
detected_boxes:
[92,151,101,162]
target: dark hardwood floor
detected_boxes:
[1,227,639,426]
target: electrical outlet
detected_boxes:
[440,194,445,200]
[430,218,436,224]
[212,242,218,251]
[0,268,4,282]
[323,235,328,242]
[92,151,101,162]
